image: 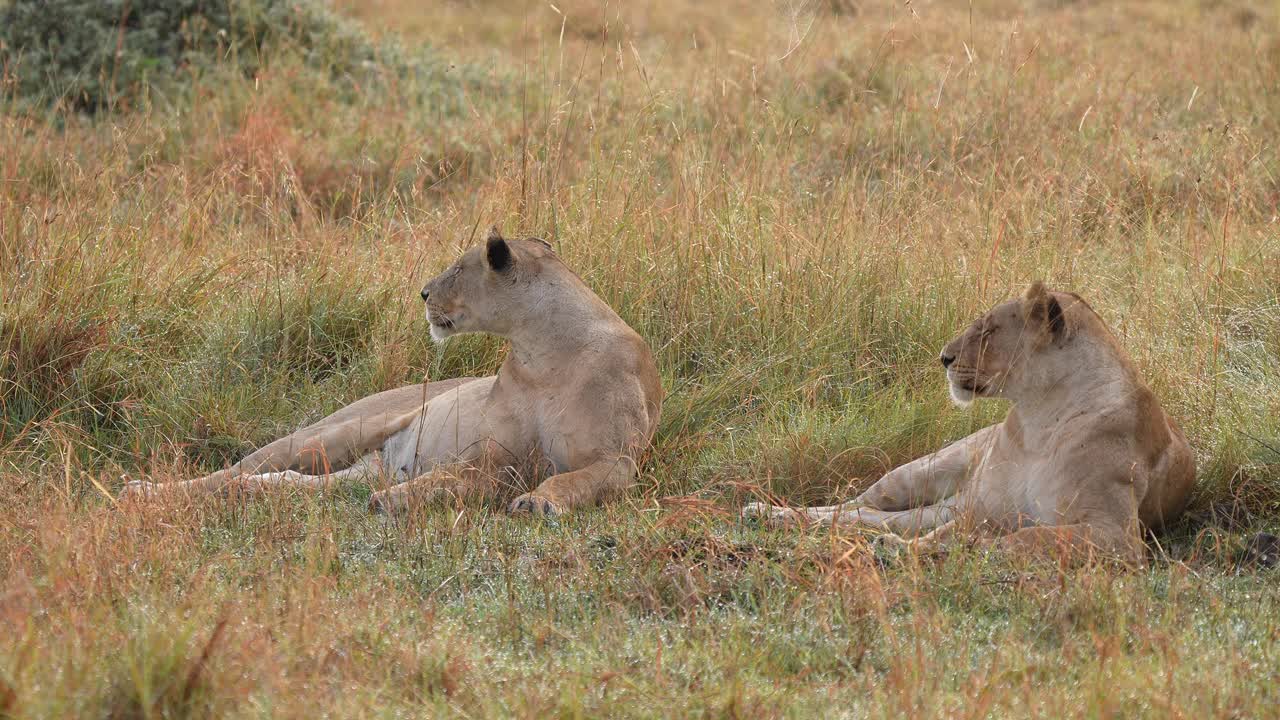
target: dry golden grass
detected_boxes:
[2,0,1279,716]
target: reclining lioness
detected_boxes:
[122,228,663,516]
[744,282,1195,563]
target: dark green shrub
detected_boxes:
[0,0,455,112]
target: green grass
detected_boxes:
[2,492,1276,717]
[2,0,1279,716]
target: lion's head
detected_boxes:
[939,281,1081,406]
[420,227,557,343]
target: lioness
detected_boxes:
[744,282,1195,563]
[121,228,663,516]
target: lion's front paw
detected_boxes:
[872,532,910,559]
[508,492,565,517]
[741,502,805,529]
[368,488,405,516]
[119,479,162,502]
[369,484,453,517]
[874,532,909,549]
[217,477,252,499]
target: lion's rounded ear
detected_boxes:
[1023,281,1066,340]
[485,227,513,272]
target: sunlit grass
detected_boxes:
[1,0,1278,716]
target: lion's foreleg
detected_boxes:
[739,498,855,527]
[234,453,387,495]
[508,457,635,517]
[991,523,1145,566]
[120,412,419,501]
[877,520,1144,565]
[745,495,961,534]
[832,495,960,534]
[741,426,999,528]
[854,424,999,510]
[875,519,960,556]
[120,432,327,499]
[367,464,503,516]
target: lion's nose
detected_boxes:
[940,352,956,368]
[420,288,430,302]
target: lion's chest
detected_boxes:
[969,439,1067,529]
[529,393,574,474]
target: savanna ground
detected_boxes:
[2,0,1279,716]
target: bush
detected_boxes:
[0,0,431,112]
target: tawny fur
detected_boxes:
[121,228,664,517]
[744,282,1195,564]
